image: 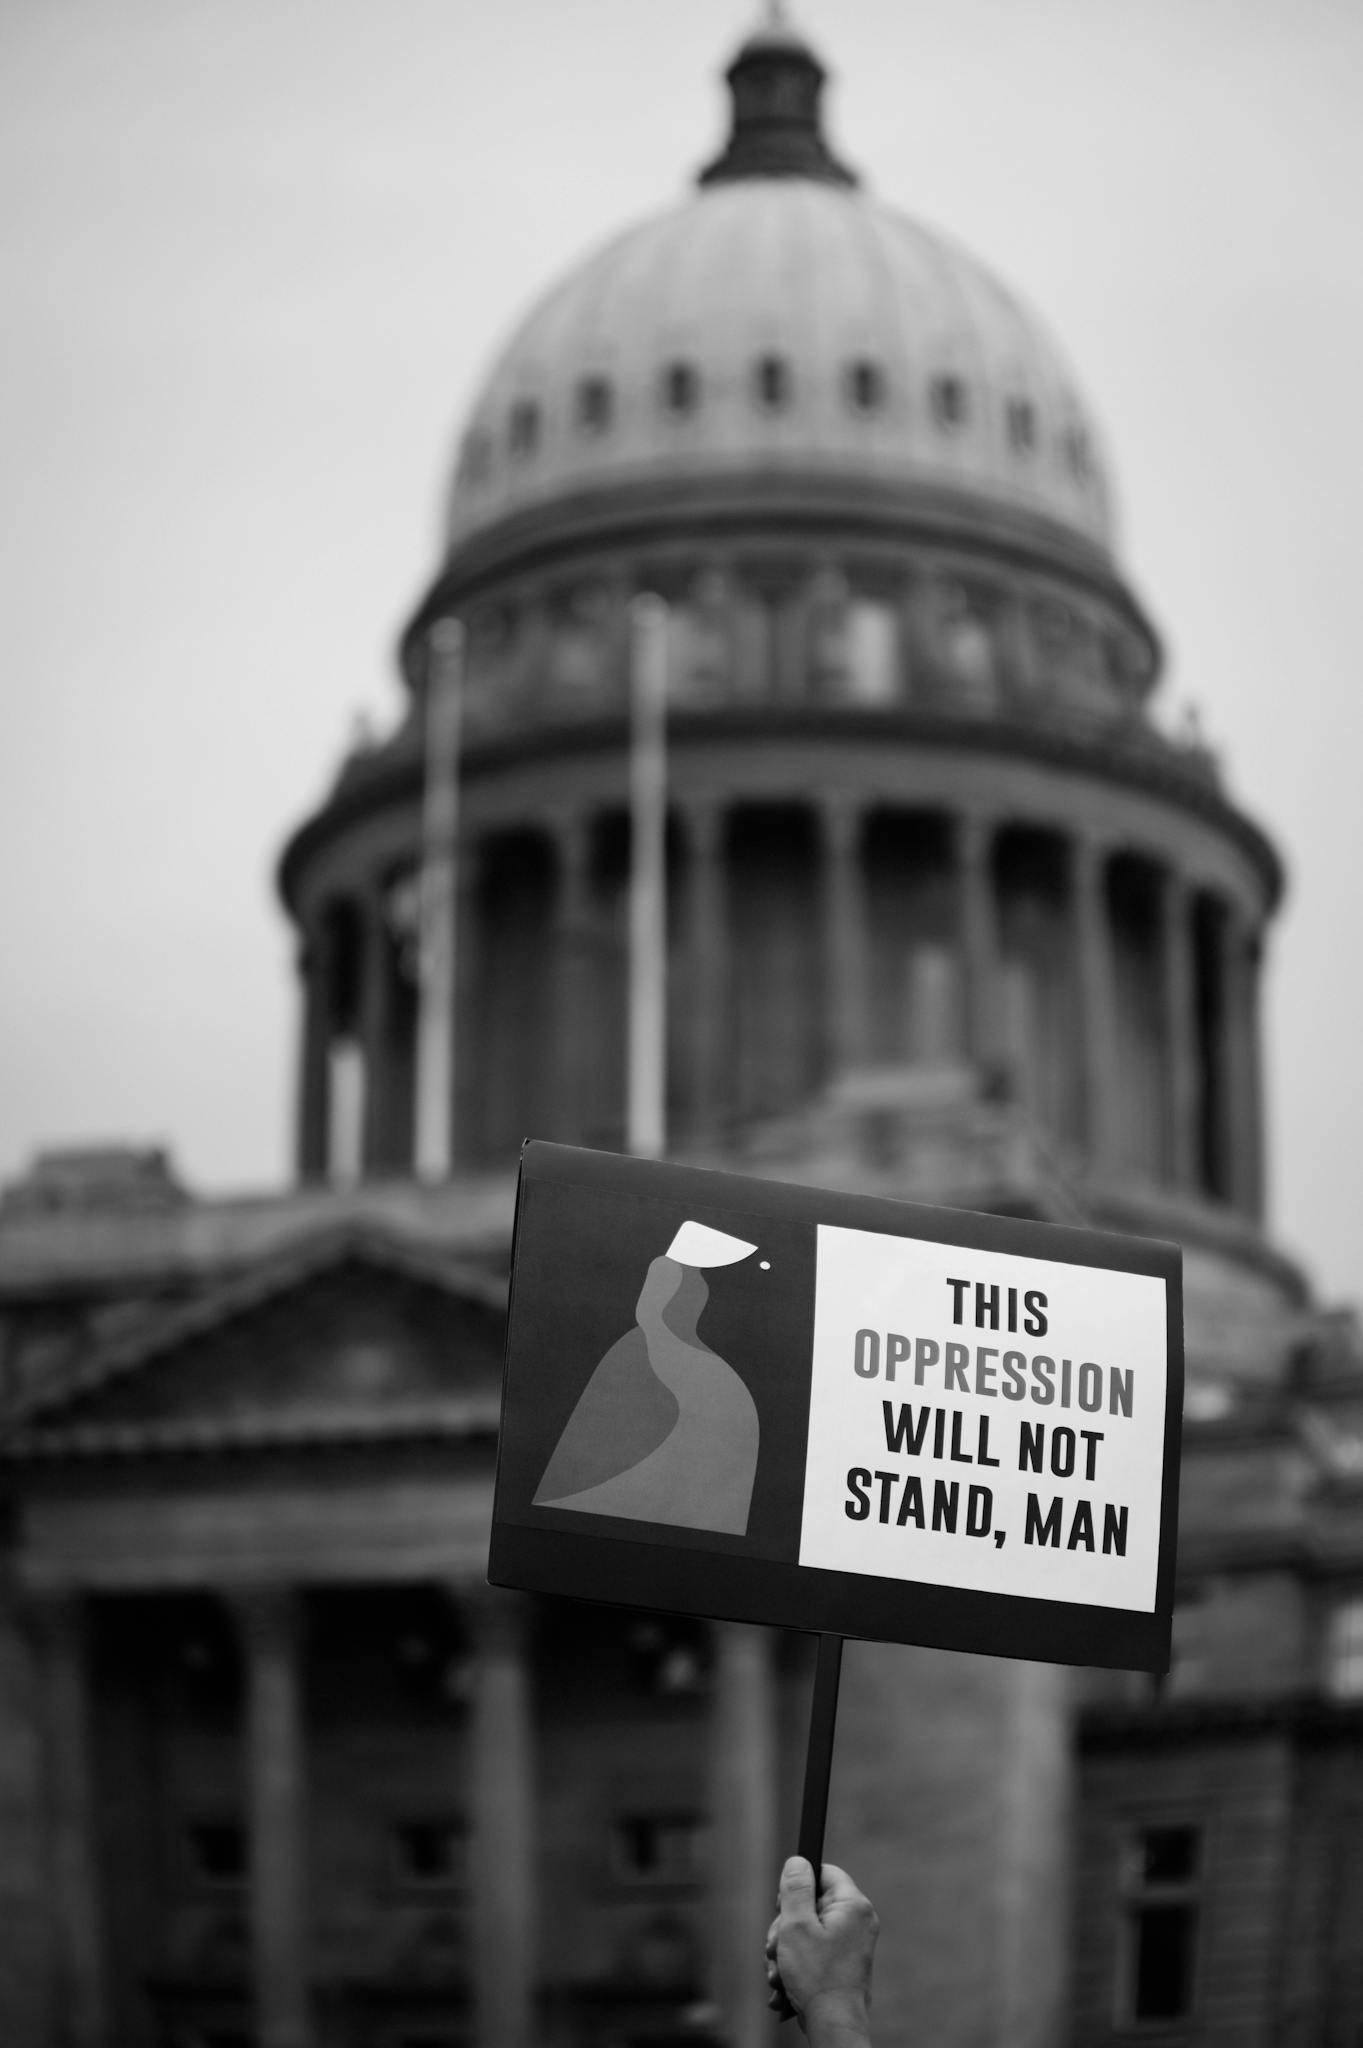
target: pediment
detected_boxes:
[2,1228,507,1459]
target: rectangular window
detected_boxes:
[390,1817,468,1891]
[1327,1597,1363,1697]
[610,1811,703,1888]
[1119,1824,1202,2024]
[184,1817,247,1889]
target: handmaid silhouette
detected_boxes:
[533,1220,762,1535]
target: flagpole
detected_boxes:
[414,616,465,1181]
[627,594,669,1158]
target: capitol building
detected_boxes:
[1,15,1361,2048]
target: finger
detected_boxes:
[765,1914,780,1960]
[779,1854,819,1924]
[816,1861,870,1911]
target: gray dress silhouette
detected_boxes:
[535,1226,761,1536]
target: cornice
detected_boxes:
[2,1221,507,1431]
[408,467,1154,652]
[1,1398,502,1467]
[1079,1691,1363,1751]
[1087,1185,1310,1306]
[278,702,1282,915]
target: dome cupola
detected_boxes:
[697,4,858,189]
[437,14,1117,583]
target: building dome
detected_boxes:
[285,9,1291,1347]
[447,35,1114,564]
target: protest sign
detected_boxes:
[489,1142,1183,1671]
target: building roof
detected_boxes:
[0,1224,507,1461]
[444,20,1115,564]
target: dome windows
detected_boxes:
[1006,398,1036,455]
[930,373,969,431]
[462,431,492,486]
[575,375,614,436]
[1063,423,1093,482]
[754,353,793,413]
[661,360,701,417]
[508,399,541,459]
[845,358,886,414]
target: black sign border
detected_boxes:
[489,1142,1184,1672]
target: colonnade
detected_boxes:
[297,796,1264,1218]
[32,1586,781,2048]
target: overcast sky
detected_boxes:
[2,0,1360,1304]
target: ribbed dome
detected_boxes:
[446,178,1116,561]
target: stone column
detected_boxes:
[550,814,595,1145]
[236,1587,309,2048]
[468,1593,536,2048]
[34,1593,106,2048]
[958,812,999,1071]
[359,886,396,1174]
[710,1623,777,2048]
[1243,925,1266,1221]
[684,800,730,1146]
[295,919,332,1183]
[994,1662,1073,2048]
[1072,835,1119,1175]
[1159,870,1197,1192]
[452,836,483,1165]
[1222,904,1261,1217]
[820,796,870,1077]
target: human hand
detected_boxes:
[765,1856,878,2043]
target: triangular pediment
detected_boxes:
[2,1228,507,1459]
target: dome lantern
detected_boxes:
[697,4,858,190]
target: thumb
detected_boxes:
[779,1855,819,1922]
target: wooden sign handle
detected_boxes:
[797,1632,844,1875]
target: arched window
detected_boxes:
[508,399,540,458]
[1006,397,1036,454]
[930,373,969,430]
[661,360,700,416]
[925,376,965,432]
[754,353,793,412]
[1063,422,1092,480]
[575,375,613,436]
[845,358,886,414]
